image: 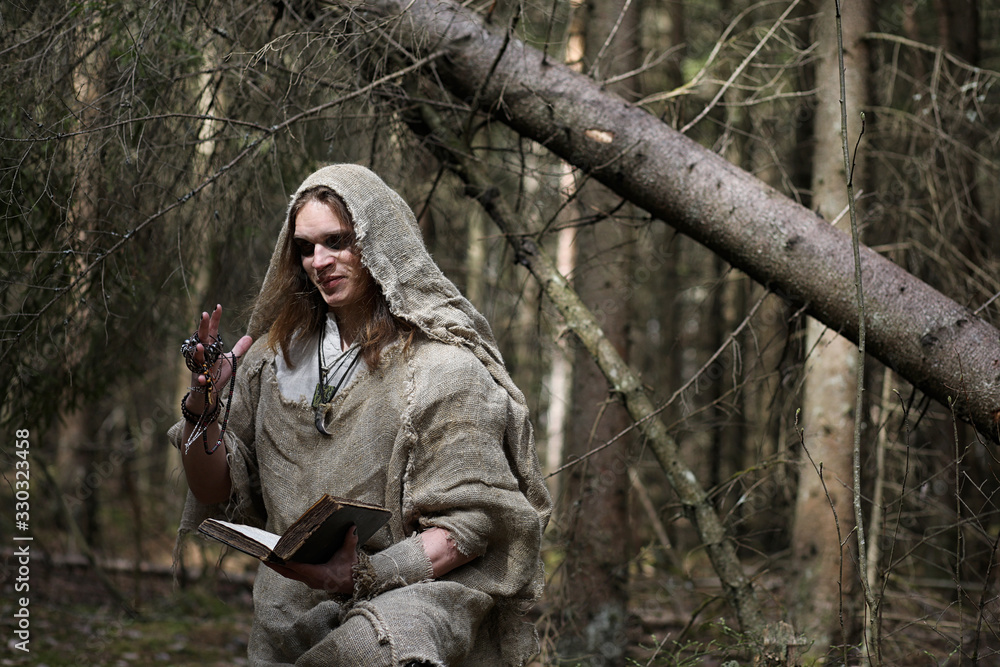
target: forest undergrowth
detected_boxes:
[0,558,252,667]
[2,541,987,666]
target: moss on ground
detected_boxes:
[1,567,252,666]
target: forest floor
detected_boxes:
[2,546,982,666]
[1,547,256,667]
[0,545,744,667]
[0,551,709,667]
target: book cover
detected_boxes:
[198,495,391,565]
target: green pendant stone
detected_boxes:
[311,382,335,408]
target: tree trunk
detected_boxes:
[555,2,637,662]
[933,0,979,64]
[355,0,1000,444]
[544,217,577,498]
[791,0,871,659]
[558,221,632,665]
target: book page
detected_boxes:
[211,519,281,552]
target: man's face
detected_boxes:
[293,199,374,318]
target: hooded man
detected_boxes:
[171,164,552,666]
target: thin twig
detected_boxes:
[1,113,271,143]
[587,0,636,81]
[835,0,878,663]
[681,0,802,134]
[864,32,1000,77]
[462,7,519,143]
[973,290,1000,316]
[637,0,778,107]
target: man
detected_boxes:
[171,164,551,666]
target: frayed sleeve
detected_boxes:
[351,533,434,600]
[402,351,544,602]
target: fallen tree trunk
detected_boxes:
[360,0,1000,442]
[422,118,769,637]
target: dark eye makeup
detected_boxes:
[294,233,354,257]
[294,239,315,257]
[324,234,354,251]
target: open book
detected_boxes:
[198,494,392,565]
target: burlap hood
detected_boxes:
[250,163,552,530]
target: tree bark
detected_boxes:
[553,2,637,663]
[791,0,871,659]
[933,0,979,64]
[357,0,1000,444]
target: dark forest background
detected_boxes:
[3,0,1000,664]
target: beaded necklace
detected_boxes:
[312,322,361,435]
[180,332,236,455]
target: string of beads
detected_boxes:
[180,331,236,455]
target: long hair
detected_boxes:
[261,185,413,369]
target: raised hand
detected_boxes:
[183,304,253,414]
[179,304,253,502]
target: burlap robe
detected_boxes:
[170,165,551,666]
